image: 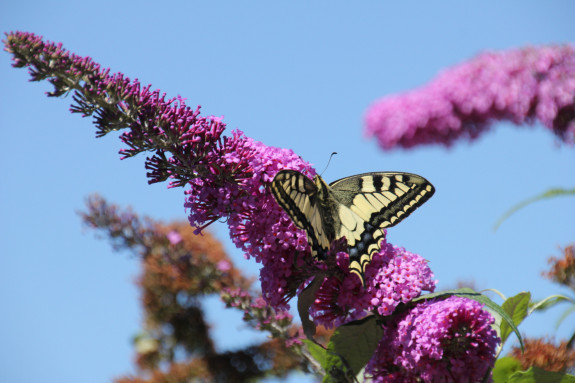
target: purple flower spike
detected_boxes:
[365,45,575,149]
[4,32,438,317]
[4,31,317,308]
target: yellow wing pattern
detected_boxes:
[270,170,434,286]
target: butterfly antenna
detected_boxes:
[320,152,338,176]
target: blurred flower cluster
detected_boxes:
[81,194,323,382]
[508,245,575,374]
[365,45,575,149]
[511,338,575,374]
[544,245,575,290]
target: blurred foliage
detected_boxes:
[81,194,332,382]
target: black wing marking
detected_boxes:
[270,170,331,260]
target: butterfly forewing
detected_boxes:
[270,170,331,259]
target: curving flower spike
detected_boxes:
[5,31,320,308]
[365,45,575,149]
[5,32,438,316]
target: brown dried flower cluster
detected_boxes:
[80,195,322,382]
[511,338,575,373]
[544,245,575,290]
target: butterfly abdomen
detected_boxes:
[313,175,338,254]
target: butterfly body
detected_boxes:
[271,170,434,286]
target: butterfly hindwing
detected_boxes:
[270,170,434,287]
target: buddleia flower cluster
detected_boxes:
[365,45,575,149]
[365,296,499,382]
[5,31,500,381]
[309,238,437,328]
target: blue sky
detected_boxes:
[1,2,574,382]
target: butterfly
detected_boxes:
[270,170,434,286]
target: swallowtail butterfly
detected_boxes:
[270,170,434,286]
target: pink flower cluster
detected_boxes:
[365,45,575,149]
[365,296,500,382]
[309,238,436,328]
[367,242,437,316]
[185,132,317,308]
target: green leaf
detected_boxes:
[530,295,573,314]
[298,276,324,340]
[414,288,524,351]
[494,187,575,231]
[500,292,531,346]
[556,303,575,329]
[411,287,481,302]
[492,356,522,383]
[568,331,575,350]
[529,296,575,341]
[508,366,575,382]
[303,339,327,370]
[482,288,507,301]
[411,287,476,302]
[325,316,384,380]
